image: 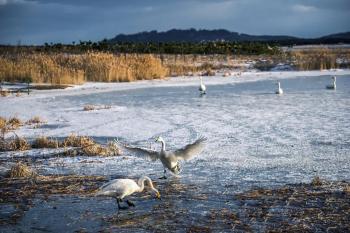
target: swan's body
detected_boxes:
[326,76,336,90]
[199,77,206,95]
[96,176,160,209]
[118,137,206,179]
[275,81,283,94]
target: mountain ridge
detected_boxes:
[109,29,350,43]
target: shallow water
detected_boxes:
[1,74,350,232]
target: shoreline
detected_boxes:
[1,69,349,100]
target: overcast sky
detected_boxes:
[0,0,349,45]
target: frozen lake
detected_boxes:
[1,73,350,232]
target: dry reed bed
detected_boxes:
[160,50,350,73]
[0,116,119,156]
[105,177,350,232]
[0,52,168,84]
[1,116,23,140]
[290,48,350,70]
[234,178,350,232]
[1,134,120,157]
[1,163,349,231]
[0,116,45,139]
[1,50,349,85]
[83,104,111,111]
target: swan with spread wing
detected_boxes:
[117,137,207,179]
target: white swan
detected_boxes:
[118,137,206,179]
[275,81,283,94]
[199,77,206,95]
[326,76,336,90]
[96,176,160,209]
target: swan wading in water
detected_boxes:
[118,137,207,179]
[326,76,336,90]
[96,176,160,210]
[199,77,206,95]
[275,81,283,94]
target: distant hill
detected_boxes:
[109,29,350,44]
[320,31,350,40]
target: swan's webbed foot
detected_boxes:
[126,200,135,207]
[117,198,129,210]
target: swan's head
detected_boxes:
[276,81,281,85]
[332,76,336,80]
[141,176,161,199]
[155,136,164,143]
[147,179,161,199]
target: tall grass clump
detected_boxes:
[0,52,168,84]
[0,117,7,139]
[7,162,36,178]
[62,134,120,156]
[32,136,59,149]
[0,53,85,84]
[290,48,350,70]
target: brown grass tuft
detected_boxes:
[311,176,323,186]
[1,135,30,151]
[0,117,7,139]
[7,162,36,178]
[63,134,120,156]
[26,116,46,125]
[0,89,9,97]
[63,134,93,147]
[83,105,95,111]
[32,136,59,149]
[83,104,112,111]
[7,117,22,130]
[344,184,350,193]
[8,135,31,151]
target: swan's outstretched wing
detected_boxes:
[117,142,160,161]
[173,137,207,161]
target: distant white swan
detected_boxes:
[199,77,206,94]
[275,81,283,94]
[118,137,207,179]
[96,176,160,210]
[326,76,336,90]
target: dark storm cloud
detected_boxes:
[0,0,349,44]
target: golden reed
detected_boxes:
[0,52,168,84]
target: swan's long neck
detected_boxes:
[137,176,156,193]
[160,139,165,151]
[200,77,203,85]
[278,82,281,89]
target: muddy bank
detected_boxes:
[0,174,349,232]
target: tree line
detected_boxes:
[0,40,281,55]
